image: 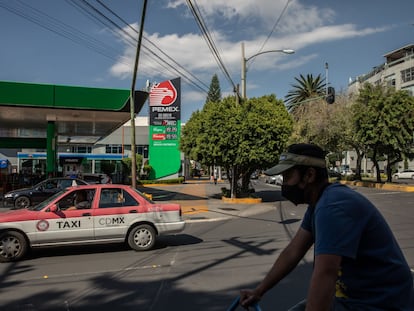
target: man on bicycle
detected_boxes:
[240,143,413,310]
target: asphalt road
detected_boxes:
[0,184,413,310]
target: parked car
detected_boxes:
[328,170,342,179]
[265,174,283,185]
[2,177,88,209]
[0,184,185,262]
[81,173,112,184]
[392,169,414,180]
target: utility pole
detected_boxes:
[130,0,148,189]
[241,42,294,100]
[325,62,329,95]
[241,42,246,99]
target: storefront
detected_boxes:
[17,152,127,178]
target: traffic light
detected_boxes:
[325,86,335,104]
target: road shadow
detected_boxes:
[253,189,286,203]
[137,186,207,202]
[19,234,202,262]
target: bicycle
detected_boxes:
[226,296,263,311]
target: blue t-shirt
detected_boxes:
[301,183,413,310]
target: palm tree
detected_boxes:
[285,74,326,112]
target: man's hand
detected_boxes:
[239,289,261,308]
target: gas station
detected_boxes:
[0,80,148,177]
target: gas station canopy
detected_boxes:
[0,81,148,148]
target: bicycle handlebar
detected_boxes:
[226,297,262,311]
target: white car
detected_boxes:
[393,169,414,180]
[0,184,185,262]
[265,174,283,185]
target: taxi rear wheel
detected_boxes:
[0,231,28,262]
[14,196,31,209]
[127,224,156,251]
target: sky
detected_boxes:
[0,0,413,122]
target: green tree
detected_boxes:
[181,94,293,195]
[100,161,115,176]
[352,84,414,182]
[121,154,143,182]
[289,93,351,164]
[285,74,326,113]
[205,74,221,103]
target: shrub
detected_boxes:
[139,177,184,185]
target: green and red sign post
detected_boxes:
[148,78,181,179]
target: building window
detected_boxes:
[105,144,122,154]
[76,146,92,153]
[401,67,414,83]
[66,146,92,153]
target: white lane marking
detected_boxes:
[364,192,404,195]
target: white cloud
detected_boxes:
[108,1,391,100]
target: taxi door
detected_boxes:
[93,187,140,240]
[34,190,95,244]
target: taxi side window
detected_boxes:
[99,189,138,208]
[123,191,138,206]
[57,189,95,210]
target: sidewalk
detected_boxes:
[138,178,280,223]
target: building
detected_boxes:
[348,44,414,96]
[345,44,414,174]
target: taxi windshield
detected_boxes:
[29,189,69,211]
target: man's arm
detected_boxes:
[240,227,313,307]
[305,254,341,311]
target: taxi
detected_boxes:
[0,184,185,262]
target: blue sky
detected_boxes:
[0,0,413,122]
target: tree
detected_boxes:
[100,161,115,176]
[205,74,221,103]
[285,74,326,113]
[289,92,352,163]
[352,84,414,182]
[121,154,143,182]
[181,94,293,195]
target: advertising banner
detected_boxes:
[148,78,181,179]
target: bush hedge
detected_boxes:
[137,177,185,185]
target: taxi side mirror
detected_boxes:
[48,204,58,212]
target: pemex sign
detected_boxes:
[148,78,181,179]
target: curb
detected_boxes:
[221,196,262,204]
[340,180,414,192]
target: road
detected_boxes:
[0,183,413,310]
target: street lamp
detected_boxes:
[241,42,295,99]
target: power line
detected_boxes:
[0,0,210,94]
[0,0,125,64]
[248,0,293,71]
[186,0,237,93]
[72,0,209,93]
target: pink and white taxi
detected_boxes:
[0,184,185,262]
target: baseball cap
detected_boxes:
[264,143,327,176]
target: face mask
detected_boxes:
[281,184,305,205]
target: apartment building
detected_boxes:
[348,44,414,95]
[345,44,414,174]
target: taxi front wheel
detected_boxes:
[127,224,156,251]
[0,231,28,262]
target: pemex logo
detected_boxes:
[150,80,177,106]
